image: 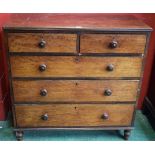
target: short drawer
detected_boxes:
[10,56,142,78]
[13,80,139,102]
[80,34,146,53]
[8,33,77,53]
[15,104,134,127]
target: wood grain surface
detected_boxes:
[10,56,142,78]
[8,33,77,53]
[13,80,139,102]
[15,104,134,127]
[80,34,146,53]
[4,14,151,30]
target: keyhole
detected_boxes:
[74,107,77,110]
[75,57,80,63]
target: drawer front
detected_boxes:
[8,33,77,53]
[15,104,134,127]
[10,56,142,78]
[13,80,139,102]
[80,34,146,53]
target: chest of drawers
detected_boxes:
[3,14,152,140]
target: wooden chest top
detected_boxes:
[3,13,151,31]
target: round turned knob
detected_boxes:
[41,113,48,120]
[101,112,109,120]
[38,40,46,48]
[106,64,114,71]
[40,89,47,96]
[109,40,118,48]
[104,89,112,96]
[39,64,46,72]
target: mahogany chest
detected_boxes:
[3,14,152,140]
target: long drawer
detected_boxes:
[8,33,77,53]
[13,80,139,102]
[15,104,134,127]
[80,34,146,53]
[10,56,142,78]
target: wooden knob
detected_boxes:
[104,89,112,96]
[39,64,46,72]
[40,89,47,96]
[101,112,109,120]
[106,64,114,71]
[38,40,46,48]
[109,40,118,48]
[41,113,48,120]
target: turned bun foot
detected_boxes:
[124,130,131,140]
[15,131,24,141]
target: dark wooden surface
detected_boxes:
[1,14,155,119]
[3,14,151,30]
[15,104,134,127]
[2,14,152,140]
[80,34,146,53]
[10,56,142,78]
[3,14,151,131]
[8,33,77,53]
[13,80,139,102]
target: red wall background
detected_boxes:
[134,14,155,108]
[0,14,11,87]
[0,14,155,119]
[0,14,11,120]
